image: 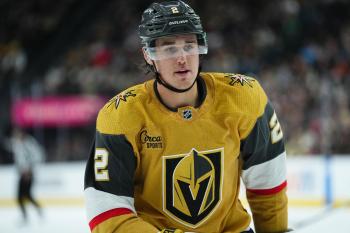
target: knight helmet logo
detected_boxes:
[162,148,223,228]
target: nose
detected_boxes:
[176,50,186,64]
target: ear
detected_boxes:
[142,48,153,65]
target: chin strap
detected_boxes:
[151,61,199,93]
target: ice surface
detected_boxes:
[0,205,89,233]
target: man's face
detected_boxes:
[145,34,200,90]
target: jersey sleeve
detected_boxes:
[84,100,159,233]
[240,87,288,232]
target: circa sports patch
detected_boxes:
[162,148,224,228]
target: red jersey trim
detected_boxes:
[247,180,287,195]
[89,207,133,231]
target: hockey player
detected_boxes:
[84,1,289,232]
[10,127,44,223]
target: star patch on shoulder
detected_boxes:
[107,90,136,109]
[224,73,255,87]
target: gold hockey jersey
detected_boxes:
[84,72,288,233]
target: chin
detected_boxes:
[178,78,197,89]
[175,71,194,80]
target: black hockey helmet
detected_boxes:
[139,0,207,49]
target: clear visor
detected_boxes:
[144,42,208,61]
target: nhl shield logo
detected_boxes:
[162,148,223,228]
[182,109,192,120]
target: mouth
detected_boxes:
[175,69,190,75]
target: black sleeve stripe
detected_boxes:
[240,102,285,170]
[84,137,97,190]
[84,131,137,197]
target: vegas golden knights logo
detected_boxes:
[162,148,223,228]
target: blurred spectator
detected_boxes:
[1,40,27,76]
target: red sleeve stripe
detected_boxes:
[89,207,133,231]
[247,180,287,195]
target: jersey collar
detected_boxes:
[153,76,207,112]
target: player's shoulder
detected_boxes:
[201,72,267,117]
[97,82,150,134]
[201,72,261,91]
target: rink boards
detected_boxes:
[0,156,349,208]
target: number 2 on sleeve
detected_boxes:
[94,148,109,181]
[269,112,283,144]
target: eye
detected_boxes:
[164,46,178,54]
[183,43,195,52]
